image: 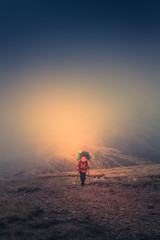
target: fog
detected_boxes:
[1,68,160,168]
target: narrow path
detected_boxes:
[0,175,160,240]
[30,178,160,240]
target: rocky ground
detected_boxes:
[0,165,160,240]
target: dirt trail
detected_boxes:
[0,172,160,240]
[25,177,160,240]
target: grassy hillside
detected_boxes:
[38,164,160,188]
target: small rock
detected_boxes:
[147,204,154,209]
[56,228,64,233]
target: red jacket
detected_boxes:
[76,156,91,173]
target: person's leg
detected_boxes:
[80,171,83,185]
[83,172,86,184]
[81,172,86,185]
[80,171,84,185]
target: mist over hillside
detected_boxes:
[1,145,154,177]
[105,117,160,164]
[0,123,160,175]
[1,84,160,174]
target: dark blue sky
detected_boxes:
[1,0,160,37]
[0,0,160,76]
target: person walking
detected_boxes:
[76,156,91,186]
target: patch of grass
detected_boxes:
[42,170,160,189]
[0,218,6,228]
[47,221,112,240]
[120,175,160,188]
[0,200,44,225]
[84,172,160,189]
[30,219,59,228]
[12,226,24,236]
[43,165,160,188]
[6,180,41,193]
[55,176,76,186]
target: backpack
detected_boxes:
[77,151,92,166]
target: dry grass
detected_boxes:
[38,164,160,188]
[0,199,44,226]
[46,221,111,240]
[6,180,41,193]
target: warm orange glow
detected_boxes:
[1,70,159,161]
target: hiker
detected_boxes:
[76,156,91,186]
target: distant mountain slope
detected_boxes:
[89,147,153,169]
[29,145,154,175]
[0,143,155,177]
